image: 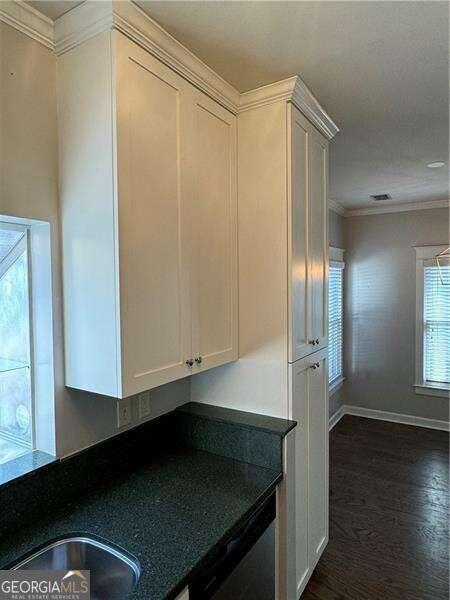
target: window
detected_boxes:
[329,247,345,390]
[414,245,450,397]
[0,224,33,463]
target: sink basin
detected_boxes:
[11,536,141,600]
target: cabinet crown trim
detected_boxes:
[2,0,338,133]
[239,75,339,140]
[53,0,240,114]
[0,0,54,49]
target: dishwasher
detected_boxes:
[189,493,275,600]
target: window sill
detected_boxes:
[329,376,345,395]
[0,450,56,489]
[414,384,450,399]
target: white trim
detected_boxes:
[345,198,449,217]
[329,405,345,430]
[414,244,449,391]
[329,199,347,216]
[0,0,54,50]
[329,375,345,396]
[239,75,339,139]
[329,246,345,263]
[414,385,449,399]
[329,405,449,432]
[4,0,338,132]
[55,0,240,113]
[413,244,448,260]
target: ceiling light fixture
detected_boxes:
[427,161,445,168]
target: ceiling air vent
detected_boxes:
[370,193,391,201]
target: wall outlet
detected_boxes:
[138,391,151,421]
[117,398,132,429]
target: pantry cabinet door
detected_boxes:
[307,348,329,569]
[289,106,328,362]
[290,347,329,596]
[188,89,238,373]
[115,33,192,396]
[290,359,310,596]
[289,107,311,362]
[307,128,328,353]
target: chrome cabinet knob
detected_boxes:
[315,338,320,345]
[195,356,202,365]
[186,358,194,367]
[310,362,320,370]
[309,339,316,345]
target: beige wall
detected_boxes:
[0,24,189,458]
[343,208,449,421]
[329,208,345,249]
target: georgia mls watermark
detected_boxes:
[0,570,90,600]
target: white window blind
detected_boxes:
[328,265,343,384]
[424,263,450,385]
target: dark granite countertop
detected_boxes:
[0,446,281,600]
[177,402,296,437]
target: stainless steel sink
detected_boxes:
[12,536,141,600]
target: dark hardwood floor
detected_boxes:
[302,415,449,600]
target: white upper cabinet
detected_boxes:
[116,35,192,396]
[59,31,237,398]
[289,105,329,363]
[188,89,238,373]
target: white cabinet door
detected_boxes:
[115,33,192,396]
[290,357,310,596]
[307,348,329,567]
[290,347,329,597]
[289,106,328,362]
[307,129,328,353]
[188,88,238,374]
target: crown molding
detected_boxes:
[239,75,339,140]
[54,0,240,114]
[345,197,449,217]
[328,199,348,216]
[0,0,54,50]
[4,0,338,130]
[291,76,339,140]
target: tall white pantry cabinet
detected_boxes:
[55,3,338,599]
[192,82,338,599]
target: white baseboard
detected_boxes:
[329,405,345,430]
[329,404,449,432]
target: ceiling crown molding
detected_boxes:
[5,1,337,132]
[239,75,339,140]
[54,0,240,114]
[346,197,449,217]
[328,199,348,216]
[0,0,54,50]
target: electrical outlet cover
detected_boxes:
[117,398,132,429]
[138,392,151,420]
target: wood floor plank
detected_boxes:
[301,415,449,600]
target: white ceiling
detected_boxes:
[28,0,449,210]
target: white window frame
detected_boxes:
[414,244,450,398]
[0,222,35,450]
[0,215,56,458]
[329,247,345,394]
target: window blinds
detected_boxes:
[328,265,343,383]
[424,264,450,385]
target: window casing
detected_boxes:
[414,245,450,397]
[329,247,345,391]
[0,223,33,463]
